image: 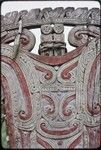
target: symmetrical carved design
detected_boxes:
[39,24,67,56]
[1,7,100,32]
[1,7,100,149]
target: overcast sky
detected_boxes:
[1,1,100,54]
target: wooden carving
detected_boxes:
[1,7,100,149]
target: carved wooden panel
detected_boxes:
[1,7,100,149]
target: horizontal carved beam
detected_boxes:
[1,7,100,32]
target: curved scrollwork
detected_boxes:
[42,94,55,116]
[54,24,64,34]
[68,26,100,47]
[41,25,53,34]
[2,29,36,53]
[1,6,100,149]
[62,94,76,118]
[35,63,56,84]
[76,38,100,126]
[57,57,78,84]
[87,53,100,115]
[37,119,81,139]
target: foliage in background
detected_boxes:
[1,117,9,148]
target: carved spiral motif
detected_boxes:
[38,119,80,139]
[76,38,100,127]
[68,26,100,47]
[54,24,64,34]
[35,64,56,84]
[35,65,53,80]
[1,7,101,149]
[42,94,55,116]
[61,62,78,80]
[2,29,36,52]
[41,25,53,34]
[18,29,36,52]
[62,94,76,118]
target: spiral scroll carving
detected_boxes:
[62,94,76,117]
[41,25,53,34]
[1,6,100,149]
[76,38,100,127]
[68,26,100,47]
[2,28,36,53]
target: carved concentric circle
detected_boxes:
[54,24,64,34]
[41,25,53,34]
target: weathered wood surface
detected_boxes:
[1,7,100,149]
[1,7,100,32]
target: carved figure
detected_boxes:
[39,24,67,56]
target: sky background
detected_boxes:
[1,1,100,54]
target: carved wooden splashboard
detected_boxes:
[1,7,100,149]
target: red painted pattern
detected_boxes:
[42,94,55,115]
[62,94,76,116]
[86,126,100,148]
[68,134,82,148]
[35,65,53,80]
[28,45,84,66]
[1,75,16,148]
[37,136,53,149]
[61,61,78,80]
[1,56,32,120]
[40,122,78,136]
[87,53,101,115]
[19,130,31,148]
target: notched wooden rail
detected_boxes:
[1,7,100,32]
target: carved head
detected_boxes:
[39,24,67,56]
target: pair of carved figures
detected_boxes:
[1,7,100,149]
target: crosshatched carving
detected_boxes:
[1,7,100,149]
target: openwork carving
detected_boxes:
[1,7,100,32]
[1,7,100,149]
[39,24,67,56]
